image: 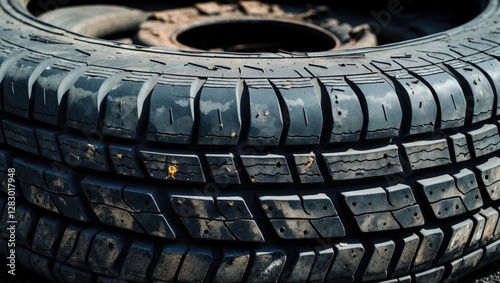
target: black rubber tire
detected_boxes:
[1,0,500,282]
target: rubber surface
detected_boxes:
[0,0,500,282]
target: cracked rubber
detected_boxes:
[1,0,500,282]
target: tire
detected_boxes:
[1,0,500,282]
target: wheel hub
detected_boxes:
[136,1,377,52]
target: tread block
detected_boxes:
[413,228,444,269]
[286,248,315,282]
[66,67,122,132]
[109,144,145,178]
[225,219,264,242]
[479,239,500,269]
[449,133,471,162]
[216,196,253,220]
[30,253,55,282]
[198,78,241,145]
[260,194,345,239]
[456,171,483,212]
[65,226,101,270]
[81,177,129,210]
[320,77,363,143]
[171,195,263,242]
[417,172,483,219]
[293,152,324,183]
[271,78,323,145]
[152,245,187,282]
[363,239,395,281]
[0,150,15,195]
[33,60,85,126]
[177,246,213,282]
[3,119,40,155]
[3,54,51,118]
[51,195,94,222]
[270,219,319,239]
[469,213,486,252]
[36,128,63,162]
[21,183,60,213]
[88,231,126,276]
[59,134,111,172]
[323,145,402,180]
[327,243,364,281]
[82,177,175,238]
[53,262,95,283]
[386,70,437,135]
[495,205,500,242]
[342,184,424,232]
[247,249,286,283]
[403,139,450,170]
[90,203,145,234]
[463,53,500,116]
[245,79,283,146]
[347,74,402,139]
[123,185,165,213]
[147,75,196,144]
[467,124,500,157]
[308,247,334,282]
[32,215,65,258]
[120,240,154,282]
[438,219,474,264]
[132,213,175,239]
[479,208,500,245]
[45,167,93,222]
[241,154,293,183]
[447,249,483,283]
[13,156,48,188]
[180,217,236,241]
[44,167,81,195]
[0,47,23,112]
[103,73,157,139]
[446,60,494,123]
[410,66,466,129]
[206,153,240,184]
[414,266,445,283]
[214,249,250,282]
[140,150,205,182]
[171,195,223,219]
[0,149,15,171]
[56,224,86,263]
[393,234,419,276]
[16,247,33,275]
[476,157,500,201]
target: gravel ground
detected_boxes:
[1,257,499,282]
[461,260,500,283]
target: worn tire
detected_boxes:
[1,0,500,282]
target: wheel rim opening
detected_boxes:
[174,20,338,53]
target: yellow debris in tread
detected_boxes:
[116,153,123,159]
[305,152,315,169]
[167,165,177,179]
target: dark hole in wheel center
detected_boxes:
[175,20,338,53]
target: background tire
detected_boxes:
[1,0,500,282]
